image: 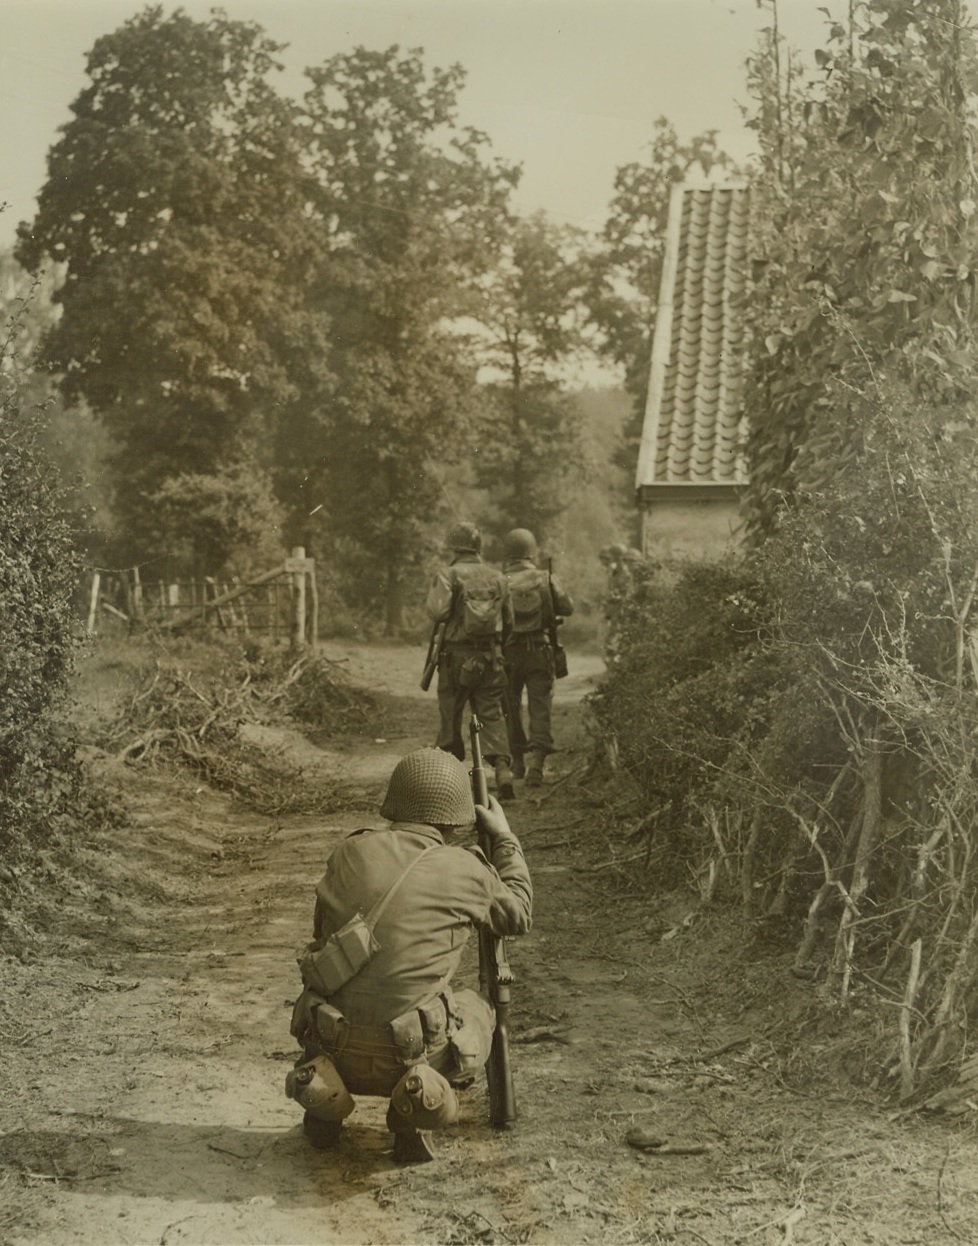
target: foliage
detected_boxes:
[595,0,978,1097]
[150,459,286,578]
[743,0,978,538]
[0,261,103,884]
[588,556,774,870]
[0,248,115,559]
[16,5,332,572]
[286,45,520,632]
[470,213,593,543]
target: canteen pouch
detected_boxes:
[298,912,380,997]
[553,644,569,680]
[285,1053,355,1122]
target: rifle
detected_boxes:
[469,715,518,1129]
[546,558,569,679]
[420,620,447,692]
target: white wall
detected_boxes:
[640,498,743,561]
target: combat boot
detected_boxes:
[386,1102,436,1164]
[525,751,545,788]
[302,1111,342,1150]
[495,762,516,801]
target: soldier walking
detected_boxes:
[425,523,516,799]
[501,528,574,788]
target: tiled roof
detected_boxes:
[636,182,751,492]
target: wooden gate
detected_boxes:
[84,547,318,648]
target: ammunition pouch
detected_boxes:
[458,652,491,689]
[390,1009,426,1065]
[290,987,325,1045]
[314,1000,350,1052]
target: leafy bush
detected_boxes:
[594,368,978,1098]
[588,556,774,874]
[0,354,89,885]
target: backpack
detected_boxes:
[507,566,548,634]
[454,563,504,639]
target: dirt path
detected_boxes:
[2,641,977,1245]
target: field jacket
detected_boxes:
[311,822,532,1027]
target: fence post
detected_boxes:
[131,564,144,629]
[307,560,319,651]
[86,571,101,634]
[290,546,307,650]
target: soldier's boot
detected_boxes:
[495,762,516,802]
[511,753,525,780]
[387,1113,436,1163]
[303,1112,342,1151]
[525,750,545,788]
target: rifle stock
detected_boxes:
[546,558,568,679]
[420,620,446,692]
[469,716,518,1129]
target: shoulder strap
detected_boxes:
[363,845,437,930]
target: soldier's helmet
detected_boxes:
[380,748,476,827]
[503,528,538,560]
[444,522,482,554]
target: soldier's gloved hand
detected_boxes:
[475,795,521,850]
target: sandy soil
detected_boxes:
[1,639,977,1246]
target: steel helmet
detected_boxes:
[380,748,476,826]
[503,528,538,560]
[444,522,482,554]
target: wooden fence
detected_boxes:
[84,547,318,648]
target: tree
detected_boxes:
[743,0,978,537]
[469,212,592,543]
[586,119,736,489]
[290,45,520,631]
[16,5,332,574]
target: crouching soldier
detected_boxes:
[286,747,532,1163]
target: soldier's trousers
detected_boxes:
[503,640,556,758]
[435,646,511,764]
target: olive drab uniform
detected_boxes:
[502,533,574,787]
[292,822,531,1090]
[287,748,533,1164]
[425,540,514,784]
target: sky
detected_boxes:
[0,0,842,248]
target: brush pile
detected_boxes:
[98,645,375,815]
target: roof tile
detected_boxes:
[636,182,751,489]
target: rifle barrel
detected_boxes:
[470,714,517,1129]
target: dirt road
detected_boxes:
[2,641,976,1245]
